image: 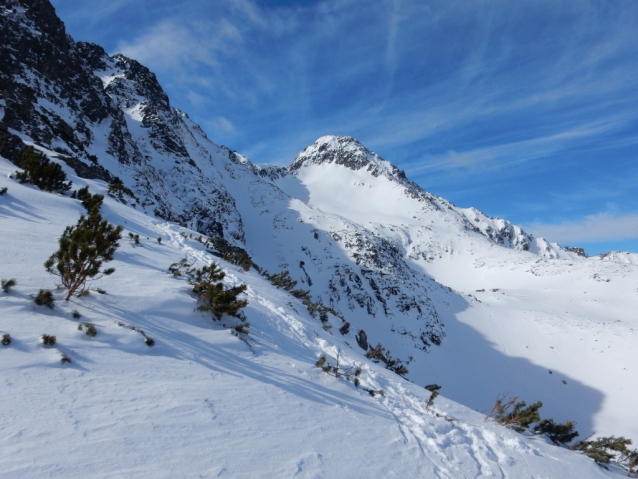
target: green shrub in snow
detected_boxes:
[1,278,16,293]
[34,289,55,309]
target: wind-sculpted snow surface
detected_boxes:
[0,156,617,478]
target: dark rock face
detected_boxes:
[355,329,369,351]
[564,246,588,258]
[0,0,247,245]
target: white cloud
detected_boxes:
[525,213,638,243]
[116,18,242,71]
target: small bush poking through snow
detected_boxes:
[108,178,138,204]
[234,323,250,335]
[2,278,16,293]
[189,262,248,320]
[339,322,350,335]
[34,289,55,309]
[619,449,638,476]
[78,322,97,337]
[44,211,122,300]
[425,384,442,409]
[0,186,7,195]
[116,321,155,347]
[1,334,10,346]
[157,237,162,244]
[15,146,72,193]
[60,352,71,364]
[533,419,579,445]
[41,334,56,346]
[72,310,81,319]
[366,343,409,376]
[76,186,104,214]
[169,257,191,277]
[571,436,632,465]
[316,349,362,387]
[486,394,542,433]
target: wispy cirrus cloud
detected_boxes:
[525,213,638,244]
[53,0,638,251]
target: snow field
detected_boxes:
[0,156,619,477]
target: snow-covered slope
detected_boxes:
[2,0,638,470]
[0,156,621,478]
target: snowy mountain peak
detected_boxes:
[290,135,406,181]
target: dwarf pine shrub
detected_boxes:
[0,186,7,195]
[189,262,248,320]
[266,270,297,291]
[41,334,56,346]
[72,310,81,319]
[571,436,632,464]
[619,449,638,476]
[339,322,350,335]
[486,395,542,433]
[44,212,122,300]
[15,147,72,193]
[60,352,71,364]
[425,384,442,409]
[1,333,10,346]
[316,350,362,385]
[76,186,104,213]
[107,178,137,204]
[366,343,409,376]
[34,289,55,309]
[78,322,97,337]
[157,237,162,244]
[533,419,579,445]
[128,233,140,245]
[1,278,16,293]
[169,257,191,277]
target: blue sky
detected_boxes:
[50,0,638,254]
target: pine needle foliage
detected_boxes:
[366,343,409,376]
[571,436,632,464]
[425,384,442,409]
[15,147,72,192]
[78,322,97,337]
[486,395,542,433]
[76,186,104,213]
[44,212,123,300]
[533,419,579,445]
[107,177,138,204]
[1,278,16,293]
[619,449,638,476]
[0,186,7,195]
[266,270,297,291]
[1,333,10,346]
[169,257,192,277]
[290,289,311,300]
[41,334,56,346]
[34,289,55,308]
[189,262,248,320]
[208,238,253,271]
